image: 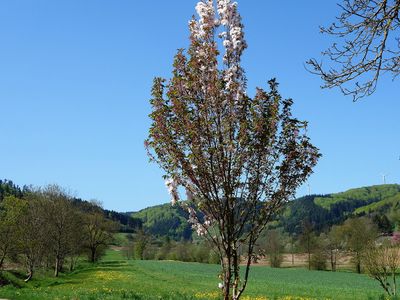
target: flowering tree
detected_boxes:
[146,1,320,299]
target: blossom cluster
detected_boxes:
[192,0,215,40]
[188,0,247,95]
[217,0,246,53]
[187,206,213,236]
[165,177,179,205]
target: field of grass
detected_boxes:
[0,249,385,300]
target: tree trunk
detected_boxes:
[0,253,6,270]
[69,256,77,271]
[330,249,336,272]
[25,267,33,282]
[223,269,231,300]
[232,249,240,300]
[90,247,96,263]
[356,261,361,274]
[54,257,60,277]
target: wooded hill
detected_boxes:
[0,179,142,233]
[3,179,398,239]
[132,184,400,240]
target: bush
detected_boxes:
[0,271,26,288]
[310,250,327,270]
[269,253,283,268]
[208,251,220,264]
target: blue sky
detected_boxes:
[0,1,399,212]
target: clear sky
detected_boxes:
[0,1,399,212]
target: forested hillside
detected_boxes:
[133,184,400,240]
[0,179,141,232]
[4,179,399,240]
[132,203,192,240]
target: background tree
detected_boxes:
[133,229,150,260]
[17,192,49,282]
[309,245,328,271]
[83,210,117,263]
[364,243,400,296]
[42,185,82,277]
[0,196,26,270]
[299,220,318,270]
[308,0,400,100]
[146,0,320,298]
[325,225,344,271]
[66,214,85,271]
[341,217,378,273]
[264,229,284,268]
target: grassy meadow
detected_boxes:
[0,248,385,300]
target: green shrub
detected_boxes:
[310,250,327,270]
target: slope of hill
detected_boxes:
[281,184,400,234]
[133,184,400,239]
[314,184,400,210]
[132,203,192,240]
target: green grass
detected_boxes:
[0,249,385,300]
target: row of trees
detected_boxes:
[122,234,220,264]
[0,185,118,281]
[264,217,378,273]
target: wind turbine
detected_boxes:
[381,173,388,184]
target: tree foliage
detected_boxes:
[146,1,319,298]
[341,217,378,273]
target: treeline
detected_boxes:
[0,184,119,281]
[0,179,142,233]
[255,216,397,275]
[120,233,219,264]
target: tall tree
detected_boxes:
[326,225,344,272]
[42,185,82,277]
[146,1,320,298]
[17,192,49,281]
[308,0,400,100]
[299,220,318,270]
[0,196,26,270]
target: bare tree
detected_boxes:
[146,1,320,298]
[307,0,400,100]
[364,244,400,296]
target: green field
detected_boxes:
[0,249,385,300]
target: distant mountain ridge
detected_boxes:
[132,184,400,239]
